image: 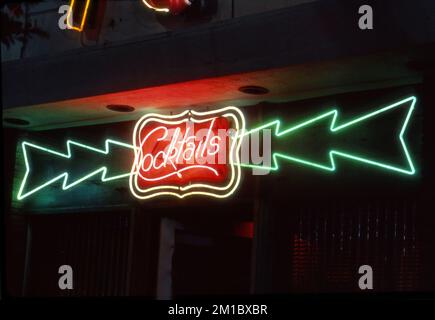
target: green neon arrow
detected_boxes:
[240,96,416,175]
[16,96,417,201]
[17,139,136,200]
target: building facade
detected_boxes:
[2,0,435,297]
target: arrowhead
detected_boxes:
[269,96,416,174]
[330,96,416,174]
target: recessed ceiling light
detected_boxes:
[238,85,269,95]
[106,104,135,113]
[4,117,30,126]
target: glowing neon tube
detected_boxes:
[15,97,418,201]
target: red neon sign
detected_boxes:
[137,117,229,185]
[142,0,191,14]
[130,107,245,199]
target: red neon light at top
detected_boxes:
[142,0,191,14]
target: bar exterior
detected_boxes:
[2,0,435,297]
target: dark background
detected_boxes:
[2,0,435,299]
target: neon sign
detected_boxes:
[130,107,245,199]
[67,0,91,32]
[141,1,192,14]
[142,0,170,13]
[15,97,417,201]
[240,96,416,175]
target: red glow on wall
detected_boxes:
[234,222,254,239]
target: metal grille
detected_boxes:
[26,211,132,297]
[291,200,421,292]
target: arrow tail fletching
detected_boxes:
[17,139,136,200]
